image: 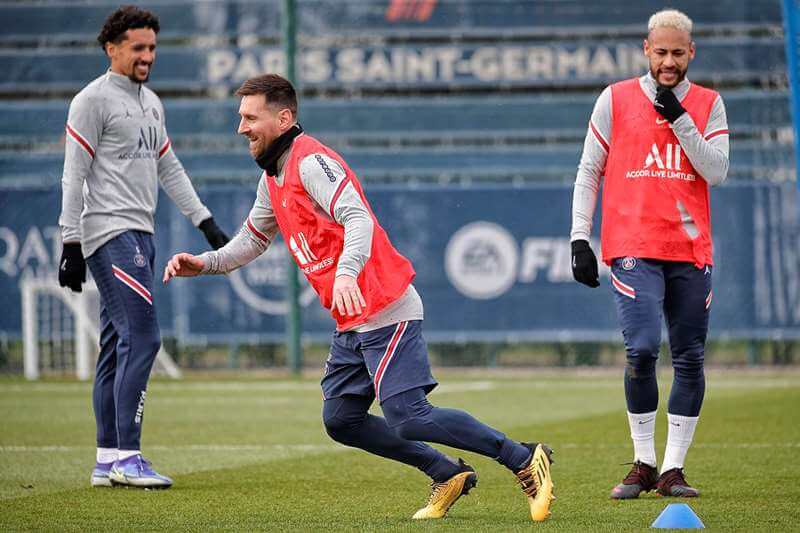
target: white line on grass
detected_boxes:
[0,381,499,394]
[2,442,797,453]
[0,444,342,453]
[558,442,800,449]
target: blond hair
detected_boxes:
[648,9,693,35]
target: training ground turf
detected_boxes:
[1,370,799,532]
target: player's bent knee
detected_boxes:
[322,417,349,443]
[322,396,370,443]
[322,409,350,443]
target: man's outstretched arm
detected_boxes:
[163,252,205,282]
[162,229,268,282]
[163,176,278,282]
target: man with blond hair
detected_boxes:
[569,9,729,498]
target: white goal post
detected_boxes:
[21,276,181,380]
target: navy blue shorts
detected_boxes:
[321,320,438,404]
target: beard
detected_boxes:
[248,137,268,158]
[128,63,151,83]
[650,64,687,88]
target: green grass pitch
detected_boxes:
[1,370,799,531]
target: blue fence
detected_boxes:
[0,89,794,185]
[1,90,789,143]
[2,141,794,186]
[1,182,798,343]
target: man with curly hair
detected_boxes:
[58,5,230,489]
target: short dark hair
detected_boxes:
[97,5,160,50]
[236,74,298,116]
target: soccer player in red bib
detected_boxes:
[163,74,555,521]
[569,9,729,499]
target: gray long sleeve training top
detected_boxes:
[59,70,211,257]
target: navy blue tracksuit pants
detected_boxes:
[86,230,160,451]
[610,258,712,417]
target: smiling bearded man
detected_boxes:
[163,73,557,522]
[568,8,730,499]
[58,5,229,490]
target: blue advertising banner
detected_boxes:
[0,182,798,342]
[0,38,785,95]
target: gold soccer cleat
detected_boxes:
[515,443,555,522]
[412,459,477,519]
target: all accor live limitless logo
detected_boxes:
[625,143,696,181]
[289,232,334,274]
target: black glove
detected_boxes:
[58,242,86,293]
[571,239,600,288]
[199,217,230,250]
[654,85,686,123]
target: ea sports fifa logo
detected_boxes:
[445,222,518,299]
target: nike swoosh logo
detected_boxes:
[638,418,655,424]
[656,118,668,125]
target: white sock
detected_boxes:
[96,447,118,464]
[627,411,657,467]
[118,450,141,461]
[661,414,699,474]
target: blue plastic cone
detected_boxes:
[651,503,705,529]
